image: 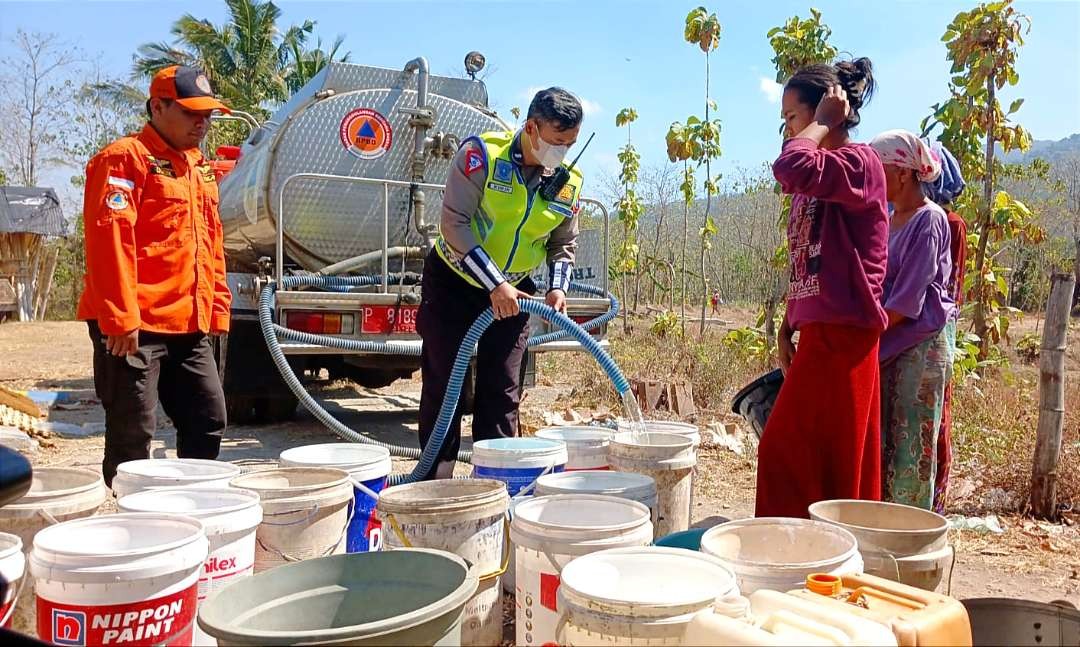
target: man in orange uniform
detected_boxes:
[77,66,232,487]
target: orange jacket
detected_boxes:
[77,124,231,335]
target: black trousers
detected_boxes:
[87,320,226,487]
[416,251,534,479]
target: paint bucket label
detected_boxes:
[347,475,387,553]
[473,465,565,497]
[199,553,254,601]
[36,582,197,646]
[0,595,14,629]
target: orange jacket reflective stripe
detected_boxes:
[77,124,231,336]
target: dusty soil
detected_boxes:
[2,319,1078,623]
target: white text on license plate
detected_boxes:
[361,305,418,334]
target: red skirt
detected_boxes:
[755,323,882,518]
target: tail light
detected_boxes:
[284,311,356,335]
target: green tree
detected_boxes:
[922,0,1039,357]
[614,107,642,334]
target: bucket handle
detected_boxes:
[260,503,322,527]
[879,545,957,597]
[349,477,381,501]
[0,572,28,628]
[256,497,355,562]
[511,463,556,501]
[384,514,511,582]
[36,509,59,526]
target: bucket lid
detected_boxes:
[30,513,208,581]
[560,546,737,611]
[118,487,263,529]
[279,444,392,482]
[700,517,859,570]
[534,471,655,498]
[536,427,612,444]
[472,437,568,458]
[117,458,241,480]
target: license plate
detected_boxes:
[361,305,419,334]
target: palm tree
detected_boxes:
[133,0,348,117]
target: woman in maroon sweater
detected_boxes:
[757,58,890,518]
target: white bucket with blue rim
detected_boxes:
[278,444,392,553]
[471,438,567,498]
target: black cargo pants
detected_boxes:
[87,321,226,487]
[416,250,534,480]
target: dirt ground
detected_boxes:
[2,320,1078,613]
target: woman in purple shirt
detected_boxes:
[869,130,957,510]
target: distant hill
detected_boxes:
[1001,133,1080,165]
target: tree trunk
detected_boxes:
[1030,272,1076,519]
[1073,236,1080,309]
[971,73,997,358]
[681,165,689,336]
[698,52,712,338]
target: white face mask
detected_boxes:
[529,127,569,168]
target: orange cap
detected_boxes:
[149,66,230,114]
[806,573,843,596]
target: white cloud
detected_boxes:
[579,97,602,117]
[758,76,783,104]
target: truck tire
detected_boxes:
[219,319,301,424]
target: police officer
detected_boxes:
[77,66,232,488]
[417,87,585,479]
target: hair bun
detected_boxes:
[835,57,875,125]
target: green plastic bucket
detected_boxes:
[197,548,478,645]
[654,527,707,550]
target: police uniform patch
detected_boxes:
[146,155,176,178]
[487,181,513,194]
[549,203,573,219]
[555,183,576,205]
[105,190,129,210]
[493,159,514,184]
[465,149,484,176]
[196,162,216,183]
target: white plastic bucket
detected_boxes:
[118,488,263,646]
[113,459,242,498]
[608,432,696,539]
[0,467,107,636]
[279,443,393,553]
[699,517,864,594]
[229,468,353,573]
[471,437,568,497]
[557,546,739,646]
[377,479,509,647]
[534,470,658,526]
[510,495,653,646]
[618,420,701,447]
[535,427,610,471]
[0,533,24,629]
[30,513,208,646]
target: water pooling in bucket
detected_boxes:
[619,390,648,440]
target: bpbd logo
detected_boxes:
[52,609,86,646]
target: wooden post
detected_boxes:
[1030,272,1076,519]
[34,246,59,319]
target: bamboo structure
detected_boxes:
[0,187,66,321]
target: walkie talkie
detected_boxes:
[539,132,595,202]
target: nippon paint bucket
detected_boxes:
[510,495,653,646]
[279,444,393,553]
[534,470,658,526]
[113,459,242,498]
[118,488,263,645]
[0,533,24,629]
[0,467,107,636]
[535,427,611,471]
[197,549,478,646]
[30,513,208,646]
[471,437,568,497]
[377,479,509,647]
[700,517,864,594]
[556,546,739,646]
[608,432,696,539]
[229,468,353,573]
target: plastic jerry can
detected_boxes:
[683,591,899,646]
[789,573,973,646]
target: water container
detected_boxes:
[118,488,264,646]
[113,458,242,498]
[536,427,610,471]
[608,432,695,538]
[809,499,952,591]
[197,549,478,646]
[791,572,973,646]
[557,546,739,645]
[617,420,701,447]
[731,369,784,440]
[30,513,209,646]
[510,495,653,645]
[700,517,863,594]
[471,437,568,497]
[534,470,657,524]
[229,468,353,573]
[279,443,393,553]
[376,478,509,647]
[0,533,24,629]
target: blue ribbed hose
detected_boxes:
[257,274,626,484]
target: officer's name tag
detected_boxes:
[487,182,512,194]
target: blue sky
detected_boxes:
[2,0,1079,206]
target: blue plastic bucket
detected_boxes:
[654,527,707,551]
[471,438,568,497]
[279,444,393,552]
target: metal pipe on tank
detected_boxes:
[403,57,436,241]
